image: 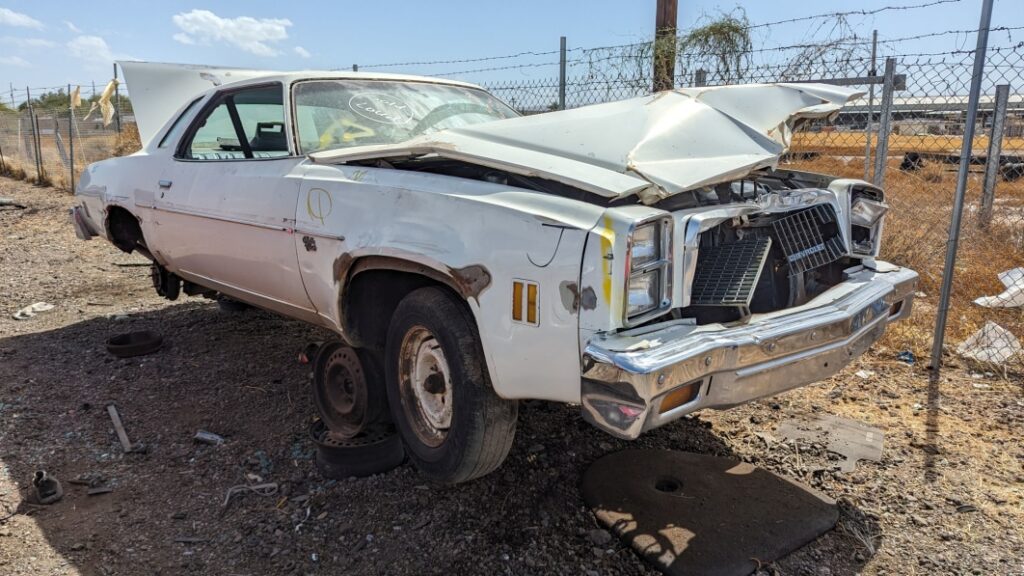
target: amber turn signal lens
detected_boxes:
[658,381,701,414]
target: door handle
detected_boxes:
[158,180,172,189]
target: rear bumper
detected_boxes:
[69,205,98,240]
[581,263,918,439]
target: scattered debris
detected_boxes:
[12,302,54,321]
[587,528,612,546]
[222,482,279,510]
[956,321,1022,365]
[194,430,226,445]
[896,350,916,364]
[87,486,113,496]
[973,267,1024,308]
[174,536,208,544]
[298,341,323,364]
[854,369,876,379]
[0,196,26,209]
[778,415,885,473]
[32,471,63,505]
[106,330,163,358]
[68,473,106,488]
[106,404,145,453]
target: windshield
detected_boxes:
[293,80,518,154]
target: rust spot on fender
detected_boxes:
[559,281,580,313]
[579,286,598,310]
[447,264,492,302]
[332,252,355,285]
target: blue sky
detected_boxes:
[0,0,1020,100]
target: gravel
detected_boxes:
[1,177,1022,575]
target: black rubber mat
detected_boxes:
[582,450,838,576]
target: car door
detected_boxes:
[150,82,317,321]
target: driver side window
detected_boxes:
[180,84,289,161]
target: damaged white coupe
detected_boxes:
[71,62,917,483]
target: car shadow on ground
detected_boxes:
[0,302,879,575]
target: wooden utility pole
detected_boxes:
[653,0,678,92]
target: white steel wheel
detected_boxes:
[384,287,518,484]
[398,326,454,447]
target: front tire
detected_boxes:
[384,287,517,483]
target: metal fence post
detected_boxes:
[34,113,44,181]
[930,0,995,372]
[113,63,122,134]
[558,36,567,110]
[68,83,75,193]
[979,83,1009,229]
[25,87,41,182]
[863,30,878,181]
[872,58,896,187]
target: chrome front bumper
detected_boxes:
[581,263,918,439]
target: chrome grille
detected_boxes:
[691,236,772,307]
[772,204,846,276]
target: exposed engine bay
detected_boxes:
[353,156,887,327]
[678,202,852,325]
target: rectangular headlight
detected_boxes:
[630,222,659,270]
[627,269,660,317]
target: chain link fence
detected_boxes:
[0,43,1021,372]
[0,87,136,190]
[482,44,1024,372]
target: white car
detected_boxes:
[72,62,917,483]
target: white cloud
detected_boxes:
[293,45,310,58]
[171,10,291,57]
[67,35,115,68]
[0,36,56,48]
[64,20,81,33]
[0,55,30,67]
[0,7,43,29]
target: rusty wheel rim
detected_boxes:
[398,325,452,448]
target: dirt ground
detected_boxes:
[1,177,1022,576]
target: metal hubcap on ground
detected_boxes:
[399,326,453,447]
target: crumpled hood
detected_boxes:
[312,83,863,204]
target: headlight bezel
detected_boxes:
[849,186,888,256]
[623,216,673,326]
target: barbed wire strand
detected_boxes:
[358,0,962,70]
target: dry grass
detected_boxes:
[0,130,127,190]
[113,124,142,157]
[794,131,1024,155]
[786,153,1024,362]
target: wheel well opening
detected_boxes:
[106,206,146,254]
[342,269,468,351]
